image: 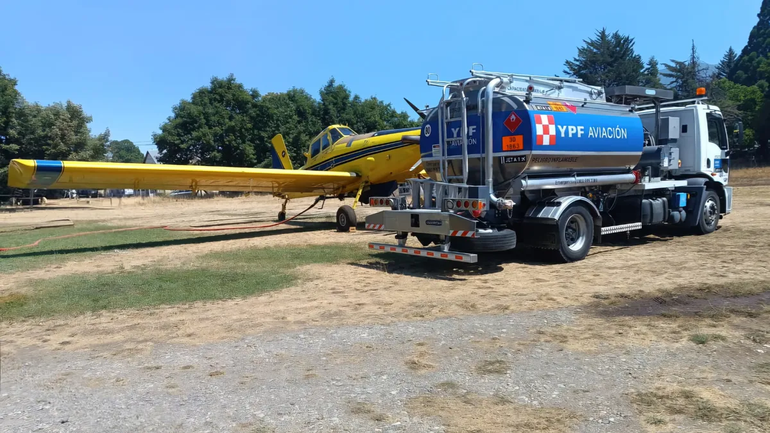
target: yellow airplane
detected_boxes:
[7,124,423,231]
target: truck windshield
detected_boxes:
[707,113,729,150]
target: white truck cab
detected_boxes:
[638,101,730,184]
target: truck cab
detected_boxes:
[637,100,732,214]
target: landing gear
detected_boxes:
[336,205,357,232]
[277,199,288,222]
[334,181,367,232]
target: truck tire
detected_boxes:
[450,229,517,253]
[695,190,720,235]
[336,205,357,232]
[551,205,594,263]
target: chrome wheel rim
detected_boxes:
[338,213,347,227]
[565,213,588,252]
[703,198,718,227]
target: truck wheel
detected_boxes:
[450,229,517,253]
[336,205,357,232]
[696,190,720,235]
[552,206,594,263]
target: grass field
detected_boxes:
[0,244,375,321]
[729,166,770,185]
[0,223,198,273]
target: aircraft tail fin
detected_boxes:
[270,134,294,170]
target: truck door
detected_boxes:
[705,111,729,183]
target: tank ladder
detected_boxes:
[430,76,488,184]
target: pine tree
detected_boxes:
[662,40,708,98]
[732,0,770,85]
[730,0,770,159]
[640,57,662,88]
[564,28,644,87]
[716,47,738,79]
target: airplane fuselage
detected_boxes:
[285,127,422,198]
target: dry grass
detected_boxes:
[348,401,390,423]
[407,391,581,433]
[405,350,436,372]
[474,359,510,375]
[730,167,770,186]
[532,280,770,352]
[631,386,770,430]
[689,333,727,345]
[754,362,770,386]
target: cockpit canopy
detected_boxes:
[309,125,357,159]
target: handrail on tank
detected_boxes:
[484,77,515,210]
[470,69,585,84]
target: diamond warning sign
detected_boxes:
[503,111,522,133]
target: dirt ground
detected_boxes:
[2,189,768,354]
[1,188,769,432]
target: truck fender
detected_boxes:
[686,178,727,214]
[521,196,602,247]
[524,195,602,223]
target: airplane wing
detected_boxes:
[7,159,360,196]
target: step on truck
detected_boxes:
[364,68,738,263]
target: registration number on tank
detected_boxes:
[501,155,527,163]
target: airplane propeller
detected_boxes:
[404,98,427,120]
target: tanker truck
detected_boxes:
[364,68,736,263]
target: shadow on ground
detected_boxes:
[352,233,682,281]
[0,221,337,259]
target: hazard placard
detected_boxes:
[547,101,568,112]
[503,111,522,133]
[502,135,524,151]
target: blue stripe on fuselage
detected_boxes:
[33,160,64,187]
[305,140,412,171]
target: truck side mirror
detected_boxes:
[735,121,744,147]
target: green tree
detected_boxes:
[730,0,770,157]
[153,75,420,168]
[731,0,770,85]
[564,28,644,87]
[108,139,143,163]
[0,67,21,189]
[153,74,262,167]
[716,47,738,79]
[640,57,663,88]
[319,78,355,128]
[662,40,708,98]
[9,101,107,161]
[350,96,417,133]
[258,88,322,167]
[709,78,763,149]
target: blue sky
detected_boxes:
[0,0,761,154]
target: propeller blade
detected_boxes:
[404,98,427,120]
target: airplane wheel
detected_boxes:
[277,211,286,222]
[336,205,357,232]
